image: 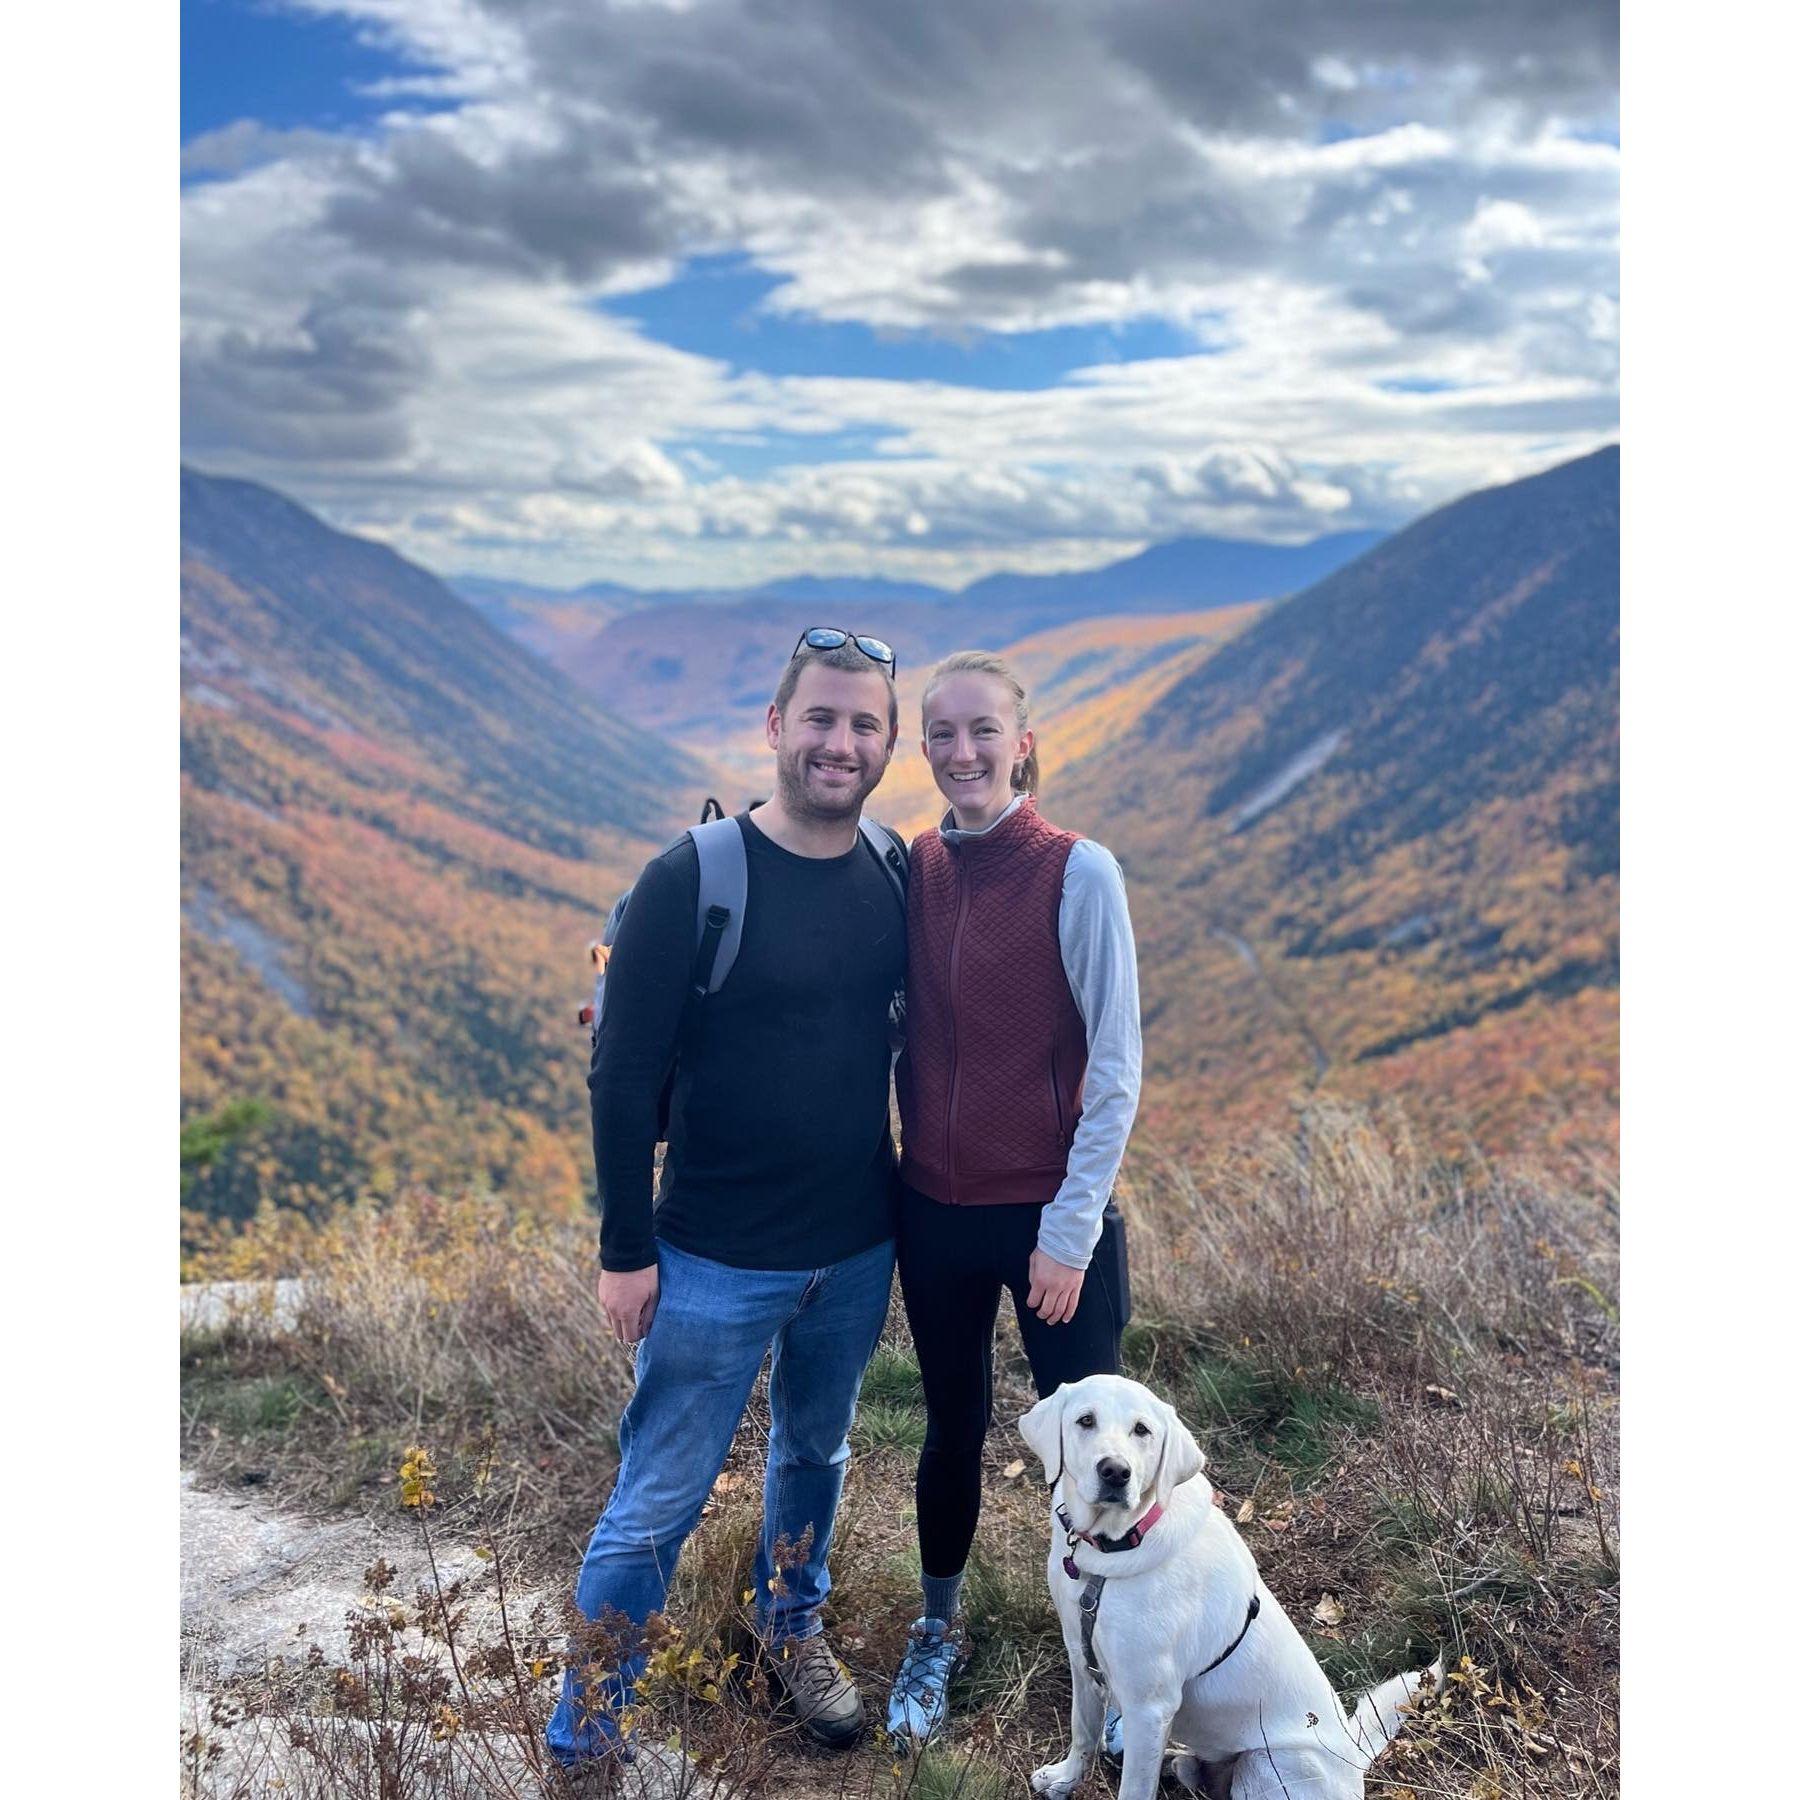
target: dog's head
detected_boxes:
[1018,1374,1206,1518]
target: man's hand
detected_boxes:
[1026,1249,1085,1326]
[598,1264,660,1345]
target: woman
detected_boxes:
[884,650,1142,1743]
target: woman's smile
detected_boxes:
[923,670,1034,830]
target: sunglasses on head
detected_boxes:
[791,626,898,678]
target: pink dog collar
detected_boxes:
[1056,1500,1165,1578]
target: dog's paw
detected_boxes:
[1168,1750,1204,1794]
[1030,1761,1082,1799]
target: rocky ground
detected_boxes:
[180,1466,518,1687]
[180,1285,723,1799]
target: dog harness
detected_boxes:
[1057,1500,1261,1694]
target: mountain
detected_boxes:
[453,529,1375,627]
[750,574,955,605]
[181,470,709,1235]
[957,529,1386,616]
[182,471,697,850]
[453,574,647,609]
[444,582,644,674]
[1056,446,1620,1160]
[465,529,1382,758]
[447,575,648,657]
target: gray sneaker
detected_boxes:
[884,1616,969,1745]
[770,1632,866,1747]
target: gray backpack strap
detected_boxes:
[586,890,634,1040]
[599,890,631,949]
[689,816,748,994]
[858,816,909,911]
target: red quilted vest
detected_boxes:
[897,796,1087,1205]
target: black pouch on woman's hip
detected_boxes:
[1096,1198,1132,1327]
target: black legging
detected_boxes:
[896,1184,1130,1579]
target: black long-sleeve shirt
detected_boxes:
[590,814,906,1272]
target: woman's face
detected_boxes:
[922,671,1034,829]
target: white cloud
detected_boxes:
[1463,197,1549,254]
[182,0,1618,586]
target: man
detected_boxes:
[547,634,907,1773]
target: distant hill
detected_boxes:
[462,529,1381,756]
[752,573,955,606]
[1056,447,1620,1159]
[957,529,1386,616]
[447,576,646,659]
[452,529,1377,626]
[181,470,708,1233]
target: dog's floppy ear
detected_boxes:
[1018,1386,1069,1481]
[1154,1397,1205,1499]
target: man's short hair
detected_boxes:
[773,643,899,733]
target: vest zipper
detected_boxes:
[944,848,974,1202]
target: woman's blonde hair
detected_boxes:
[921,650,1039,796]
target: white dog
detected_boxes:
[1018,1374,1437,1800]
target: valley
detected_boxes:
[181,450,1618,1246]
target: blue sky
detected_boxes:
[600,255,1209,392]
[181,1,1619,588]
[182,0,448,142]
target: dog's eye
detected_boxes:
[1076,1413,1095,1430]
[1132,1422,1152,1438]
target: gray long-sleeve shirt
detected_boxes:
[937,795,1143,1270]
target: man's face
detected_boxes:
[766,661,897,821]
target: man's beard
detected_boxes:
[774,742,886,821]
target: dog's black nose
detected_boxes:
[1096,1456,1130,1490]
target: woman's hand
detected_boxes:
[1026,1249,1085,1325]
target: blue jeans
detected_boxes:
[546,1234,894,1765]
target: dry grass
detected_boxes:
[1119,1104,1618,1795]
[182,1104,1617,1797]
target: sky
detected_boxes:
[180,0,1619,590]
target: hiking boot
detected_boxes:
[884,1616,968,1745]
[1103,1704,1124,1757]
[770,1631,866,1747]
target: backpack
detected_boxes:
[585,796,909,1139]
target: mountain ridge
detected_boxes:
[446,526,1386,621]
[181,470,707,1231]
[1056,445,1619,1158]
[182,467,703,851]
[456,530,1384,761]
